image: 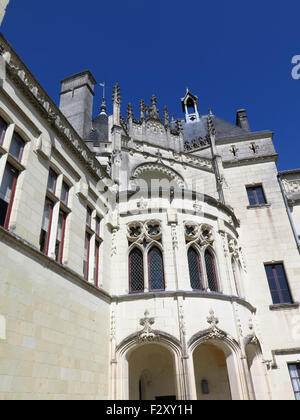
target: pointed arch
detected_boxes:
[129,247,144,293]
[148,245,165,291]
[204,248,219,292]
[187,245,203,290]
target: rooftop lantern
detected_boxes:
[181,89,200,123]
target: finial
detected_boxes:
[127,103,133,121]
[149,94,159,119]
[99,98,107,115]
[140,99,145,120]
[208,108,213,116]
[207,113,216,137]
[112,82,121,104]
[175,119,183,134]
[164,106,169,126]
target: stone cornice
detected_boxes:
[216,130,274,144]
[111,290,256,313]
[0,33,110,183]
[223,154,278,168]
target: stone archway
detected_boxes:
[192,342,232,400]
[128,343,177,400]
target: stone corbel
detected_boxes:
[75,178,88,200]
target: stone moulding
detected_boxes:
[131,162,185,189]
[0,34,109,183]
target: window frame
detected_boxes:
[129,246,145,294]
[246,184,267,206]
[0,163,19,230]
[148,245,165,292]
[187,245,204,291]
[9,131,26,163]
[264,262,293,305]
[288,363,300,400]
[0,116,8,147]
[39,198,54,255]
[55,210,67,264]
[204,249,219,293]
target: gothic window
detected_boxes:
[264,263,292,304]
[148,246,165,291]
[205,250,218,292]
[129,248,144,293]
[188,247,203,290]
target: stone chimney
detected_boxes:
[236,109,250,132]
[59,71,96,139]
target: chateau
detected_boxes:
[0,14,300,400]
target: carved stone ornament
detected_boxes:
[127,220,162,244]
[138,310,159,342]
[205,309,227,341]
[184,221,214,246]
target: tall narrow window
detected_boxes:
[148,246,164,291]
[0,116,8,146]
[0,163,19,229]
[188,247,203,290]
[129,248,144,293]
[9,132,25,162]
[61,181,69,206]
[205,250,218,292]
[86,206,92,228]
[94,241,100,287]
[288,364,300,400]
[47,169,57,194]
[83,233,91,281]
[246,185,267,206]
[40,199,54,254]
[55,211,66,264]
[264,264,292,304]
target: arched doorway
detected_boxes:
[193,342,232,400]
[128,343,177,400]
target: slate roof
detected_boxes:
[173,115,250,143]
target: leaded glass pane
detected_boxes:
[205,251,218,292]
[129,248,144,292]
[188,247,202,290]
[149,247,164,291]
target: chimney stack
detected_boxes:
[236,109,250,132]
[59,71,96,139]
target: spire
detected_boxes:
[149,94,159,120]
[112,82,121,105]
[164,106,169,126]
[99,98,107,115]
[140,99,145,120]
[127,103,133,121]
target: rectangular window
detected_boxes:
[83,232,91,280]
[39,199,54,254]
[86,206,92,227]
[55,211,66,264]
[9,132,25,162]
[61,181,69,206]
[0,116,8,146]
[288,364,300,400]
[264,264,292,304]
[247,186,267,206]
[94,241,100,287]
[96,215,101,236]
[47,169,57,194]
[0,163,19,229]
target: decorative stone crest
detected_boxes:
[138,310,159,342]
[127,220,162,244]
[206,309,227,340]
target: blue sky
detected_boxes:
[2,0,300,171]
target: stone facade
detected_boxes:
[0,0,9,26]
[0,32,300,400]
